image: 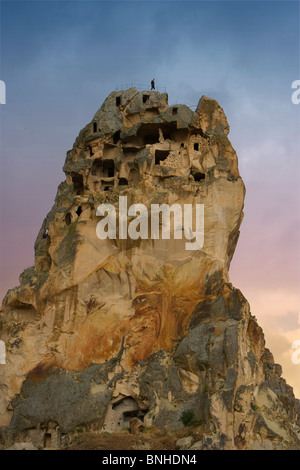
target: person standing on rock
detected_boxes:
[151,78,155,90]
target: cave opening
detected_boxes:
[103,160,115,178]
[138,124,160,145]
[162,130,172,140]
[92,159,115,178]
[193,172,205,182]
[65,212,72,225]
[92,159,101,177]
[112,397,143,430]
[113,130,121,144]
[144,132,159,145]
[44,433,51,448]
[155,150,169,165]
[71,173,84,194]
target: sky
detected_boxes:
[0,0,300,395]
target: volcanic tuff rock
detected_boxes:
[0,88,299,450]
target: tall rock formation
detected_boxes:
[0,88,299,450]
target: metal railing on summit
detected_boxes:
[115,83,167,93]
[169,102,197,110]
[185,102,197,110]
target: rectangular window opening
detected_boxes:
[71,173,84,194]
[103,160,115,178]
[44,433,52,448]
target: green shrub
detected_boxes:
[180,410,195,426]
[180,409,205,427]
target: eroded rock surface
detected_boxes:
[0,88,299,450]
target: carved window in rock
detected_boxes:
[113,131,121,144]
[155,150,169,165]
[44,433,52,448]
[104,160,115,178]
[92,159,115,178]
[112,397,141,430]
[65,212,72,225]
[71,173,84,194]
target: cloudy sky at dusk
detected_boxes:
[0,0,299,394]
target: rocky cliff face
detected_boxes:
[0,88,299,450]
